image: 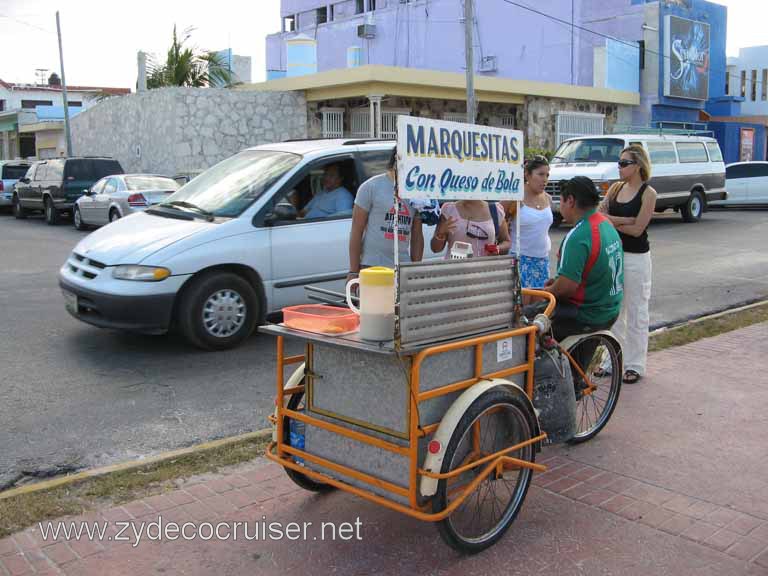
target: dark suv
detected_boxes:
[14,157,124,224]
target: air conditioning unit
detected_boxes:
[357,24,376,39]
[479,55,498,73]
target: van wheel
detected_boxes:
[178,272,260,351]
[550,213,563,229]
[680,191,704,222]
[44,197,61,225]
[13,195,27,219]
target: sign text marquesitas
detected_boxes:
[396,116,524,201]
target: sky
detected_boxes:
[0,0,764,90]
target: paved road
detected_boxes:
[1,208,767,489]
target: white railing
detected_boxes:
[555,111,605,146]
[321,107,344,138]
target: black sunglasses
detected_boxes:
[618,159,637,168]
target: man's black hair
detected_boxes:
[388,148,397,170]
[560,176,600,209]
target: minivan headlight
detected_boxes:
[112,265,171,281]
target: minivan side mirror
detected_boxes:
[266,202,298,224]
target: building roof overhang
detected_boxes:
[241,65,640,106]
[19,121,65,133]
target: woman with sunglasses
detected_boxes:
[430,199,511,258]
[502,155,553,289]
[598,145,657,384]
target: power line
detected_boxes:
[0,13,56,35]
[498,0,768,93]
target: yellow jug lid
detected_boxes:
[360,266,395,286]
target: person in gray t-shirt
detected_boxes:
[348,150,424,281]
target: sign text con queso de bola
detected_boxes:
[404,123,522,196]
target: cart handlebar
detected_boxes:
[521,289,556,318]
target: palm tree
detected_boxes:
[146,26,233,88]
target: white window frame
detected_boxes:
[320,107,344,138]
[555,111,605,146]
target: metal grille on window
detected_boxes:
[381,109,409,139]
[555,112,605,146]
[351,109,370,138]
[321,108,344,138]
[442,112,468,123]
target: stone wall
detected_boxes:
[71,88,307,177]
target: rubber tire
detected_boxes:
[282,385,335,493]
[433,388,536,554]
[44,197,60,225]
[109,209,120,223]
[73,206,88,230]
[13,195,27,219]
[177,272,259,351]
[566,334,622,444]
[680,190,704,222]
[550,213,563,229]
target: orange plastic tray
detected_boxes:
[282,305,359,335]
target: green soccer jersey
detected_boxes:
[556,210,624,326]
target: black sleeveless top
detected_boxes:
[608,182,650,254]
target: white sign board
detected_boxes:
[396,115,524,201]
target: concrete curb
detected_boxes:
[2,298,766,503]
[0,428,272,502]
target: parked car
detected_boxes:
[547,133,726,225]
[73,174,180,230]
[13,157,124,224]
[709,161,768,207]
[0,160,31,210]
[59,139,438,350]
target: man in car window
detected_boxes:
[301,164,353,219]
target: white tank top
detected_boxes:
[508,204,553,259]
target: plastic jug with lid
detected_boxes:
[345,267,395,341]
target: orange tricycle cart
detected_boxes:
[261,256,622,553]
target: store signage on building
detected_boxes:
[396,115,524,201]
[664,15,710,101]
[740,127,755,162]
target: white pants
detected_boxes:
[613,251,652,376]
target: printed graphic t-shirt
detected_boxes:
[355,173,416,268]
[556,210,624,326]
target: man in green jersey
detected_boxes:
[544,176,624,342]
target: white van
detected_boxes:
[58,139,436,350]
[547,134,726,224]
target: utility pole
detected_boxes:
[56,11,72,157]
[464,0,476,124]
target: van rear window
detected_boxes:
[676,142,708,163]
[64,160,124,181]
[2,165,30,180]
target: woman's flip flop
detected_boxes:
[623,370,641,384]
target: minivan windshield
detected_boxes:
[164,150,301,218]
[551,138,625,164]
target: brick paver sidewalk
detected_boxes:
[2,323,767,575]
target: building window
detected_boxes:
[68,101,82,107]
[316,6,328,24]
[0,100,4,112]
[763,70,767,101]
[283,15,295,32]
[740,70,746,98]
[751,69,757,101]
[725,71,729,95]
[356,0,364,14]
[638,40,645,70]
[21,99,53,109]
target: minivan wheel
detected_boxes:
[13,195,27,219]
[681,190,704,222]
[73,206,87,230]
[178,272,260,351]
[44,197,60,225]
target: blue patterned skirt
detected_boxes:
[518,255,550,289]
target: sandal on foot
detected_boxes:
[623,370,641,384]
[593,367,611,377]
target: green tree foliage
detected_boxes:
[147,26,233,88]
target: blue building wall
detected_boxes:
[605,39,640,93]
[709,121,766,164]
[652,0,727,125]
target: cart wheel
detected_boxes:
[566,334,622,444]
[282,386,335,493]
[433,388,536,554]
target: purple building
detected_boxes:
[258,0,761,160]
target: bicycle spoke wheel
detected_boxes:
[282,384,335,492]
[434,389,535,554]
[567,335,622,444]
